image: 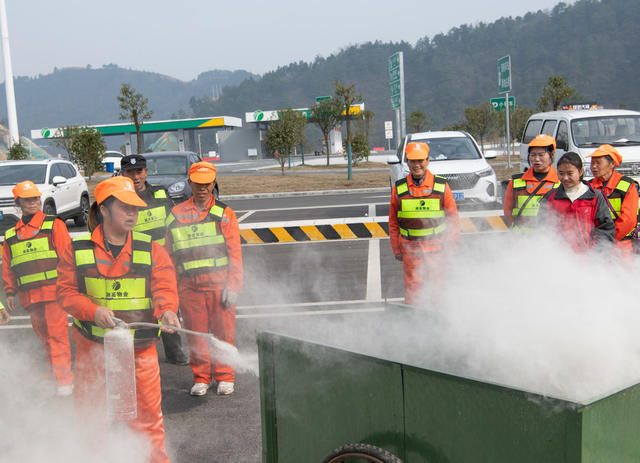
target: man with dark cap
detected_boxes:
[121,153,188,365]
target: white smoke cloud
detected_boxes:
[247,232,640,405]
[0,336,150,463]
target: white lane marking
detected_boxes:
[368,203,376,218]
[237,211,255,223]
[234,202,387,214]
[236,297,401,310]
[239,216,388,229]
[366,238,382,301]
[0,322,72,330]
[237,307,384,319]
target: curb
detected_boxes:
[220,187,390,201]
[239,216,509,245]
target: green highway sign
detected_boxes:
[490,96,515,111]
[497,55,511,94]
[389,52,402,110]
[315,96,331,102]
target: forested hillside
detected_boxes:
[2,66,256,133]
[2,0,639,148]
[193,0,640,144]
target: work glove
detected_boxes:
[221,288,239,308]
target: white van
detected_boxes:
[520,109,640,179]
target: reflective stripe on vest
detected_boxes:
[396,176,447,241]
[132,186,169,244]
[603,176,638,238]
[167,203,229,274]
[511,177,560,218]
[71,231,158,344]
[5,217,58,290]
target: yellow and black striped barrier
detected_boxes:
[239,216,508,245]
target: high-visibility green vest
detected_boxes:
[133,185,171,245]
[597,175,638,239]
[166,202,229,274]
[395,176,447,240]
[511,174,560,232]
[71,231,159,346]
[4,216,59,290]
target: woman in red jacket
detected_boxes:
[540,152,615,252]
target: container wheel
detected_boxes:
[321,443,403,463]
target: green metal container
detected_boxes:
[258,331,640,463]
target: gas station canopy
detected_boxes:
[30,115,242,154]
[31,115,242,139]
[245,104,364,123]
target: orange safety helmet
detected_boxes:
[528,134,556,153]
[405,142,429,160]
[94,176,147,207]
[587,144,622,167]
[189,161,217,183]
[12,180,42,199]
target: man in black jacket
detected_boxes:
[121,153,189,365]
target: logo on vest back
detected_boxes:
[26,242,32,248]
[419,200,426,206]
[112,281,121,291]
[147,210,152,216]
[191,225,198,232]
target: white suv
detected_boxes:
[520,109,640,180]
[388,131,498,205]
[0,159,90,233]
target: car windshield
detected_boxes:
[145,156,187,176]
[571,116,640,147]
[0,164,47,185]
[410,136,481,161]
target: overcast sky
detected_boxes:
[4,0,567,81]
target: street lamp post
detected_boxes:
[0,0,19,146]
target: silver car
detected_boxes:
[387,131,498,205]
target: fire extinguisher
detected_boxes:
[104,325,137,421]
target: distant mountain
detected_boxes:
[0,65,257,135]
[2,0,639,150]
[191,0,640,145]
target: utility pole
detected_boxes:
[0,0,19,146]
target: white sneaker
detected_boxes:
[56,384,74,397]
[216,381,234,395]
[190,382,210,396]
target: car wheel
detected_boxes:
[74,195,90,226]
[43,200,56,216]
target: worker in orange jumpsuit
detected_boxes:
[388,142,459,307]
[503,134,559,231]
[587,144,639,255]
[165,161,243,396]
[56,176,180,463]
[2,180,73,396]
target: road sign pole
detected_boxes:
[399,52,406,139]
[395,109,401,149]
[505,91,511,168]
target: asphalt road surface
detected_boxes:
[0,237,409,463]
[3,186,500,461]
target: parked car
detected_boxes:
[0,159,90,234]
[143,151,219,203]
[388,131,498,205]
[101,150,124,172]
[520,109,640,179]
